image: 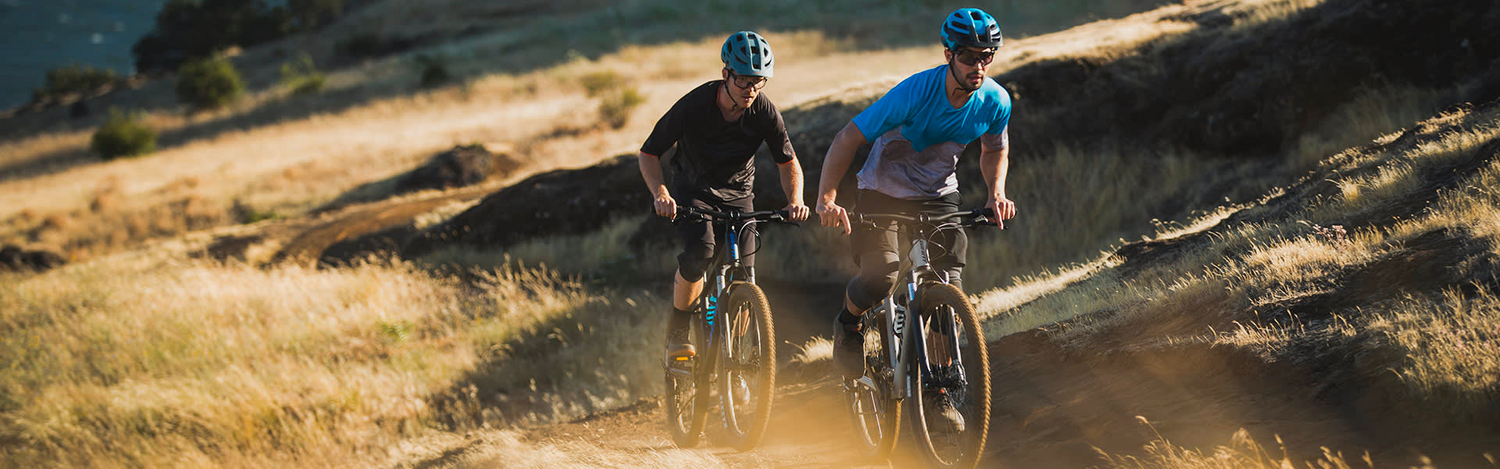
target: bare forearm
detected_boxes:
[638,152,669,197]
[778,158,804,205]
[817,123,867,204]
[980,146,1009,199]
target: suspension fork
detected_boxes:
[893,267,927,400]
[715,220,760,364]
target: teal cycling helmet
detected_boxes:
[721,31,774,78]
[941,8,1003,50]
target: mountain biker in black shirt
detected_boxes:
[638,31,810,364]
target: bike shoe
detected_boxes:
[926,390,966,434]
[832,315,865,376]
[665,325,696,367]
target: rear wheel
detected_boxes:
[717,283,776,451]
[906,283,990,469]
[665,314,710,447]
[844,308,901,460]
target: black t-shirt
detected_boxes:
[641,80,794,202]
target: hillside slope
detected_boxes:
[4,0,1500,467]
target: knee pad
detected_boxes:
[847,266,898,310]
[677,245,713,280]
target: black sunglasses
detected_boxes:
[952,48,997,67]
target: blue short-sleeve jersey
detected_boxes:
[851,65,1011,152]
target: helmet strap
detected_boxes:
[720,81,745,114]
[947,58,980,94]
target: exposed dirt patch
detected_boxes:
[1112,231,1213,279]
[394,144,523,195]
[0,244,65,273]
[271,184,497,267]
[402,154,654,257]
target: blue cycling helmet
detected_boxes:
[941,8,1003,50]
[721,31,774,78]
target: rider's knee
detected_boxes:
[677,246,713,280]
[846,270,897,310]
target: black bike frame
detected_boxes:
[682,207,787,357]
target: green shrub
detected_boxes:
[414,54,450,88]
[279,53,325,95]
[90,109,157,160]
[175,56,245,109]
[232,200,280,224]
[599,87,644,129]
[579,70,623,98]
[33,65,117,102]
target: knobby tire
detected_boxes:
[717,283,776,451]
[906,283,990,469]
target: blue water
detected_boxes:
[0,0,163,110]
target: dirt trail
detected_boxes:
[503,323,1500,469]
[265,183,498,267]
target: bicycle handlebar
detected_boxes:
[853,208,999,228]
[673,206,796,224]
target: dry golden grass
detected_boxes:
[1097,417,1375,469]
[1366,289,1500,415]
[0,255,668,467]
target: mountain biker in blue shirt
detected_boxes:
[814,8,1018,433]
[638,31,811,365]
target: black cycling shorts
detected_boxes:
[673,186,756,281]
[845,190,967,310]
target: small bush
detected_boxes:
[279,53,325,95]
[33,65,117,102]
[579,70,623,98]
[599,87,644,129]
[175,56,245,109]
[233,200,280,224]
[91,109,157,160]
[415,54,450,88]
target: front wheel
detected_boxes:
[906,283,990,469]
[717,283,776,451]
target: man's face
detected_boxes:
[945,46,997,90]
[722,69,766,107]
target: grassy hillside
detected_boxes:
[984,99,1500,466]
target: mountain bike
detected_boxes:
[663,206,790,451]
[842,208,994,468]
